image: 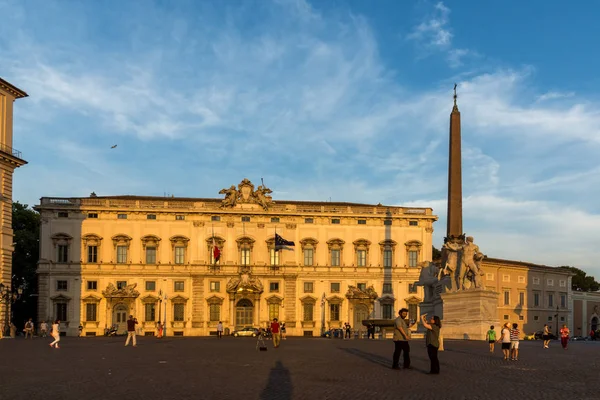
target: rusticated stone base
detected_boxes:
[439,289,499,340]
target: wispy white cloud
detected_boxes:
[536,91,576,102]
[407,2,452,48]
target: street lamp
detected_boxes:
[0,283,24,337]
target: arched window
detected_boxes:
[379,239,397,268]
[170,236,190,264]
[353,239,371,267]
[51,233,73,263]
[404,240,422,268]
[82,234,102,264]
[141,235,161,264]
[300,238,318,266]
[236,236,255,266]
[326,238,345,267]
[111,234,132,264]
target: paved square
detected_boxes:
[1,336,597,400]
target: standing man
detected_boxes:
[270,318,281,348]
[392,308,412,370]
[124,315,138,347]
[24,318,34,339]
[40,321,48,338]
[216,321,223,339]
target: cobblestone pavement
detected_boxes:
[1,336,598,400]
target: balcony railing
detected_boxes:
[0,143,23,159]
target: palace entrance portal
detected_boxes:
[236,299,254,328]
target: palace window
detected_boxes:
[331,218,340,224]
[207,236,225,265]
[211,216,220,221]
[534,292,540,307]
[144,303,156,322]
[357,282,367,291]
[357,219,366,225]
[547,279,554,286]
[405,240,422,268]
[382,304,393,319]
[57,244,69,263]
[210,281,221,292]
[548,294,554,308]
[353,239,370,267]
[533,277,540,285]
[357,250,366,267]
[518,276,525,283]
[383,250,392,268]
[117,246,128,263]
[87,213,98,218]
[240,249,250,265]
[271,217,280,223]
[241,216,251,222]
[303,248,314,266]
[559,280,566,287]
[87,246,98,263]
[175,215,185,220]
[383,283,392,293]
[303,303,314,322]
[383,220,392,226]
[409,220,418,226]
[210,304,221,322]
[173,304,185,321]
[117,214,127,219]
[146,246,157,264]
[330,282,340,293]
[58,212,69,218]
[408,283,417,294]
[270,249,280,266]
[117,281,127,289]
[269,282,279,293]
[236,236,254,266]
[560,294,566,308]
[147,214,157,220]
[329,303,340,321]
[331,250,340,266]
[174,247,185,264]
[304,282,314,293]
[379,239,397,269]
[57,280,68,291]
[87,281,97,290]
[56,303,68,321]
[145,281,156,291]
[504,291,510,305]
[519,292,525,306]
[327,238,345,267]
[304,218,313,224]
[174,281,185,292]
[503,275,510,282]
[268,303,279,320]
[85,303,97,322]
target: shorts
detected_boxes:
[542,335,549,340]
[510,341,519,350]
[501,342,511,350]
[488,340,495,344]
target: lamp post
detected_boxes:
[0,283,24,337]
[163,293,168,337]
[158,289,163,326]
[555,305,560,338]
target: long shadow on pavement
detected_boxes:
[337,347,431,374]
[259,360,293,400]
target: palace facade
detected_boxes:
[0,78,28,328]
[35,179,437,336]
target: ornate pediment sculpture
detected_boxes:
[346,285,378,300]
[219,179,273,210]
[102,283,140,298]
[226,272,264,293]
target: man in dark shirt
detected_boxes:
[125,315,138,347]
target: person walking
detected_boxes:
[543,324,551,348]
[498,323,511,360]
[40,321,48,338]
[156,321,163,338]
[270,318,281,348]
[391,308,412,370]
[281,322,286,340]
[421,314,441,374]
[560,324,570,350]
[510,323,520,361]
[124,315,138,347]
[216,321,223,339]
[24,318,34,339]
[344,323,352,339]
[49,320,60,349]
[486,325,496,352]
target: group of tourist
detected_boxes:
[485,322,572,360]
[392,308,441,374]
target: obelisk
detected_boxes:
[446,84,463,241]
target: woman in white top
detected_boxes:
[49,320,60,349]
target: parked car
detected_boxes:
[232,327,259,337]
[533,331,557,340]
[571,336,586,341]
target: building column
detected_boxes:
[581,299,587,337]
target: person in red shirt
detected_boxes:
[270,318,281,348]
[125,315,138,347]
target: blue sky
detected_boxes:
[2,0,600,278]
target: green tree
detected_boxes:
[558,266,600,292]
[432,245,442,261]
[11,202,40,326]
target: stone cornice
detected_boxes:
[0,77,28,98]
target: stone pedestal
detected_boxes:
[440,289,499,340]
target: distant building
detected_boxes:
[0,77,28,327]
[572,291,600,337]
[481,258,573,336]
[35,179,437,336]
